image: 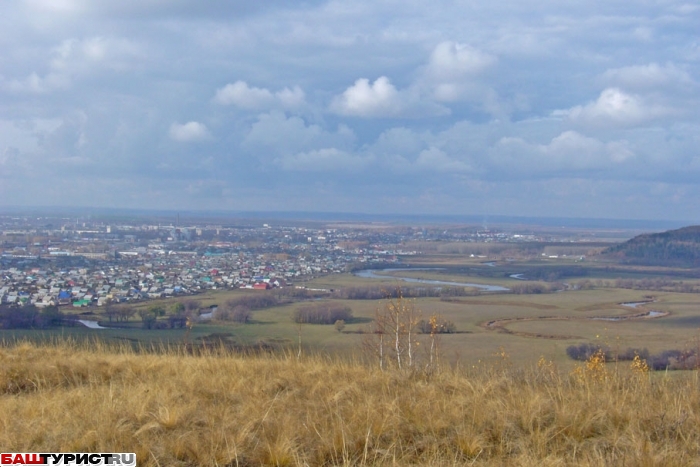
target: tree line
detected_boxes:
[0,305,77,329]
[291,303,353,324]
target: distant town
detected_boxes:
[0,213,604,308]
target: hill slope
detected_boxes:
[1,341,699,465]
[603,225,700,267]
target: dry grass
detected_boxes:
[1,340,699,466]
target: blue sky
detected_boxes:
[1,0,698,221]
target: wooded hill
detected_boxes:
[603,225,700,267]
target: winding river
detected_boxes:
[354,268,509,292]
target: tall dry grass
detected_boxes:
[0,340,698,466]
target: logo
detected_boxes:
[0,454,136,466]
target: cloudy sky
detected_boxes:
[1,1,698,221]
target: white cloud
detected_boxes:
[427,41,496,81]
[169,121,210,142]
[276,85,306,108]
[214,81,274,108]
[330,76,448,118]
[214,81,305,110]
[3,0,700,218]
[491,130,635,174]
[418,41,503,113]
[557,88,672,128]
[243,111,356,158]
[330,76,400,117]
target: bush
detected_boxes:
[566,343,697,371]
[417,319,457,334]
[649,350,683,371]
[616,347,650,361]
[566,343,612,361]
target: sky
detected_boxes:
[0,0,699,222]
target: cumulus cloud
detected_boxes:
[424,41,496,105]
[330,77,400,117]
[275,86,306,108]
[556,88,673,128]
[243,111,356,159]
[330,76,448,118]
[169,121,211,142]
[214,81,305,110]
[3,0,699,218]
[491,130,635,175]
[214,81,274,108]
[427,41,496,81]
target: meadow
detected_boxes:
[0,340,698,466]
[3,257,700,368]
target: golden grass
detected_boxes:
[0,340,699,466]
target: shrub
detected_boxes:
[616,347,650,361]
[566,344,697,371]
[566,343,612,361]
[417,318,456,334]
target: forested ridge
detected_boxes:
[604,226,700,266]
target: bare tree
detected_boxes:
[231,305,252,323]
[366,288,422,370]
[118,307,136,322]
[104,305,120,322]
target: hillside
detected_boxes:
[1,341,699,466]
[603,225,700,267]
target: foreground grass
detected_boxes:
[0,341,699,466]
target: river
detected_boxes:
[77,319,108,329]
[354,268,509,292]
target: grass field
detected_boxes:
[1,340,699,466]
[4,259,700,369]
[4,286,699,370]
